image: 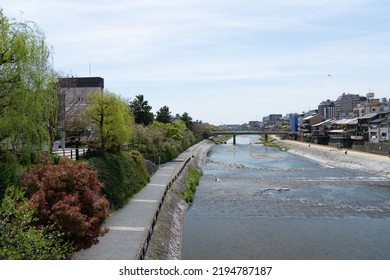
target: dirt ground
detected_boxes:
[278,139,390,178]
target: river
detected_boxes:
[182,135,390,259]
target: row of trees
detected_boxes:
[128,95,220,163]
[129,94,192,128]
[82,92,204,155]
[0,8,218,259]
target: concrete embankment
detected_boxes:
[73,139,214,260]
[144,140,215,260]
[278,140,390,178]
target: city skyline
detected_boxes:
[2,0,390,125]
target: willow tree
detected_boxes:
[86,90,133,152]
[0,9,57,160]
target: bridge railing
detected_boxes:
[52,148,88,160]
[212,130,296,135]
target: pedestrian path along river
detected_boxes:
[73,141,207,260]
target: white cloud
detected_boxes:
[2,0,389,124]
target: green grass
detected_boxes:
[211,135,232,144]
[181,167,202,203]
[259,136,289,151]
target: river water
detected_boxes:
[183,135,390,259]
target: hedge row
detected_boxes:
[88,150,149,210]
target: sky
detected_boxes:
[2,0,390,125]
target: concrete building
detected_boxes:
[328,118,358,147]
[311,119,334,144]
[353,93,381,118]
[368,110,390,142]
[318,99,336,119]
[354,99,380,117]
[262,114,283,126]
[380,98,390,111]
[58,77,104,148]
[335,93,366,119]
[269,114,282,123]
[356,113,378,142]
[59,77,104,119]
[299,114,325,142]
[248,121,261,129]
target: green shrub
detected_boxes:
[181,167,202,203]
[0,186,74,260]
[132,122,200,165]
[88,150,149,210]
[0,150,20,200]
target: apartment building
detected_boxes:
[334,93,366,119]
[318,99,336,119]
[353,93,381,117]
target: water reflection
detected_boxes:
[183,135,390,259]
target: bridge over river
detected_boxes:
[212,130,297,145]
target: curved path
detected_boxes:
[73,140,209,260]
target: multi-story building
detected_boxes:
[334,93,366,119]
[268,114,283,125]
[311,119,334,144]
[368,110,390,142]
[354,99,380,117]
[356,113,378,142]
[248,121,261,129]
[328,118,358,147]
[299,114,325,142]
[58,77,104,148]
[262,114,283,128]
[353,93,381,117]
[380,98,390,111]
[318,99,336,119]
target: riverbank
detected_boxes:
[277,139,390,178]
[144,140,215,259]
[145,138,390,259]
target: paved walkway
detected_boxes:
[72,143,201,260]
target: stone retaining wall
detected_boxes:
[352,142,390,156]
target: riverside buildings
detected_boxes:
[305,92,390,147]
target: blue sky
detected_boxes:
[2,0,390,125]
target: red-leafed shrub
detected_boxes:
[21,157,109,250]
